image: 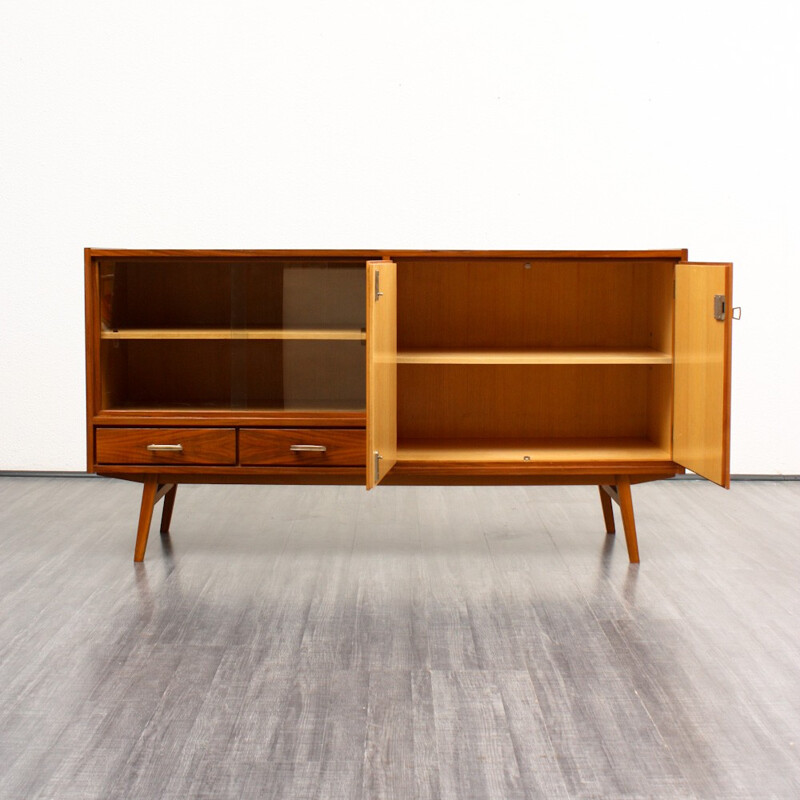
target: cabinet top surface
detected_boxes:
[86,248,688,260]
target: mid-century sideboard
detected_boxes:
[84,249,733,563]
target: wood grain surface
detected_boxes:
[87,247,687,260]
[239,428,366,466]
[101,328,366,340]
[397,364,664,440]
[95,428,237,465]
[366,260,397,488]
[2,476,799,798]
[397,347,672,364]
[674,262,733,488]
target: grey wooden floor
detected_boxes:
[1,477,799,799]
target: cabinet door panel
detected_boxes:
[674,262,732,487]
[366,260,397,488]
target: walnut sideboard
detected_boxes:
[84,249,733,563]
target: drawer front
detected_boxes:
[239,428,366,466]
[96,428,236,465]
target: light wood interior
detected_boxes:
[674,262,732,487]
[397,438,672,463]
[394,258,676,465]
[397,363,672,442]
[396,258,675,352]
[647,360,674,457]
[397,347,671,364]
[366,260,398,488]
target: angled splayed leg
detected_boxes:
[160,485,178,534]
[598,478,639,563]
[134,477,158,562]
[615,476,639,564]
[598,485,616,534]
[134,480,177,561]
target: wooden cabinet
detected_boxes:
[85,249,733,563]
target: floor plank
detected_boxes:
[0,477,799,799]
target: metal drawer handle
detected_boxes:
[290,444,327,453]
[146,444,184,452]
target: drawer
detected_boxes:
[96,428,236,465]
[239,428,366,466]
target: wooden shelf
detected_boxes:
[397,437,672,463]
[397,348,672,365]
[94,408,366,428]
[101,328,366,341]
[102,400,366,413]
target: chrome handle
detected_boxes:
[146,444,183,452]
[290,444,327,453]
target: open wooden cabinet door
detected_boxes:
[366,259,397,489]
[673,262,733,488]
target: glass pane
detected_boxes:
[103,259,234,330]
[240,261,366,411]
[242,340,365,411]
[98,259,235,410]
[97,258,367,413]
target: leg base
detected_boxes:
[134,481,177,562]
[160,485,178,534]
[598,485,616,534]
[598,477,640,564]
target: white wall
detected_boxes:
[1,0,798,473]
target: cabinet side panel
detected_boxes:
[674,262,732,487]
[644,262,676,453]
[647,364,673,454]
[648,261,676,355]
[84,250,99,471]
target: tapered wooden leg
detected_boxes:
[598,486,616,534]
[134,477,158,562]
[615,476,639,564]
[160,485,177,534]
